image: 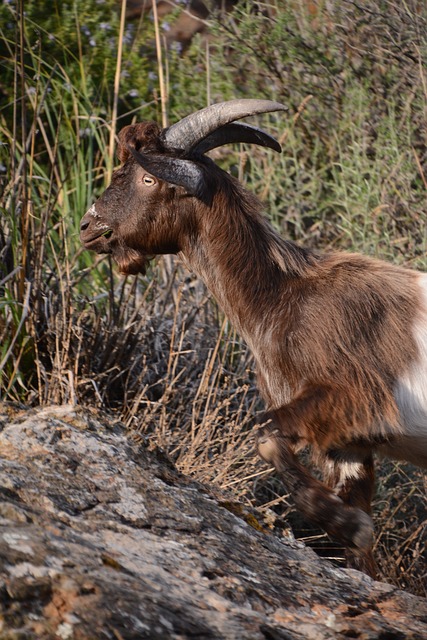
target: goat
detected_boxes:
[80,99,427,576]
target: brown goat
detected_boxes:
[80,100,427,576]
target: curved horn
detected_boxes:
[192,122,282,155]
[127,146,209,203]
[162,99,287,154]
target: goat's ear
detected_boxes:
[128,146,212,205]
[117,122,162,163]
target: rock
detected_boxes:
[0,405,425,639]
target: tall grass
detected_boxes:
[0,0,425,595]
[0,0,155,401]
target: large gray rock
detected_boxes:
[0,405,425,639]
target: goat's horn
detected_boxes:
[162,99,287,154]
[191,122,282,155]
[127,146,208,201]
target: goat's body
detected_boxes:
[180,179,427,472]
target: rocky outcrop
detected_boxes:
[0,405,425,639]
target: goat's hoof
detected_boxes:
[256,425,280,464]
[329,506,374,552]
[301,489,374,553]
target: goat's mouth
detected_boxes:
[81,228,152,275]
[80,228,113,251]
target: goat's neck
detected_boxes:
[179,187,315,340]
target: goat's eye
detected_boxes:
[142,174,156,187]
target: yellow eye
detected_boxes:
[143,174,156,186]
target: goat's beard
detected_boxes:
[112,245,151,275]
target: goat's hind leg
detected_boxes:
[326,453,377,576]
[256,414,374,560]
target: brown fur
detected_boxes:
[116,122,163,162]
[182,175,420,444]
[80,121,423,576]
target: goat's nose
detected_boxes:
[80,203,99,233]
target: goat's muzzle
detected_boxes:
[80,204,113,252]
[80,204,152,275]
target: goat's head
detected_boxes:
[80,99,286,275]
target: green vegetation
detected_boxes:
[0,0,425,595]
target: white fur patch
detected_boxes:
[87,203,99,219]
[391,272,427,468]
[322,458,365,491]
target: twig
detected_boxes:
[152,0,168,127]
[0,280,31,374]
[412,147,427,191]
[108,0,127,181]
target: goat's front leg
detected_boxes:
[256,391,374,559]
